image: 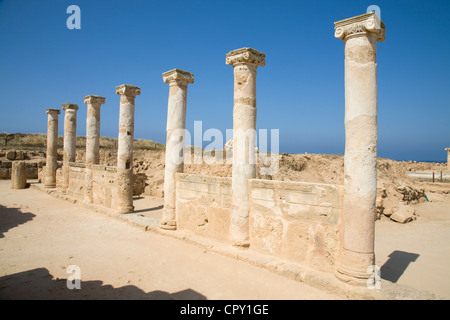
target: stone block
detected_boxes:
[390,204,416,223]
[0,168,10,179]
[6,150,15,160]
[1,160,12,168]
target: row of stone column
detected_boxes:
[44,85,140,215]
[42,11,385,287]
[160,11,386,287]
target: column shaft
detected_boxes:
[62,104,78,194]
[334,12,385,285]
[45,109,60,188]
[226,47,265,247]
[115,85,140,214]
[84,96,105,204]
[11,161,27,189]
[160,69,194,230]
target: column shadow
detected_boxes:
[0,268,207,300]
[0,205,36,238]
[380,250,420,283]
[133,205,163,214]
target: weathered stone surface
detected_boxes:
[334,11,385,285]
[390,204,416,224]
[11,161,27,189]
[0,168,10,179]
[15,150,25,160]
[115,84,140,214]
[62,103,78,194]
[6,150,15,160]
[161,69,194,230]
[1,160,12,168]
[227,47,265,247]
[446,148,450,171]
[84,95,105,165]
[45,108,60,188]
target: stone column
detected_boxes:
[84,95,106,165]
[61,103,78,194]
[115,84,140,214]
[83,95,105,204]
[160,69,194,230]
[446,148,450,171]
[334,12,385,285]
[45,108,61,188]
[11,161,27,189]
[226,47,265,247]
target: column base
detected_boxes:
[232,240,250,248]
[160,220,177,230]
[44,184,56,189]
[335,248,375,286]
[117,206,134,214]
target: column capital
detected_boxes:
[84,95,106,105]
[162,69,194,86]
[115,84,141,97]
[62,103,79,111]
[446,148,450,151]
[334,12,385,42]
[226,47,265,67]
[46,108,61,115]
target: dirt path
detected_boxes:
[0,181,341,300]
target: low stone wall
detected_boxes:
[249,179,342,273]
[91,165,117,208]
[175,173,343,273]
[65,163,86,198]
[176,173,232,242]
[65,163,117,209]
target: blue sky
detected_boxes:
[0,0,449,161]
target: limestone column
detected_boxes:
[61,103,78,194]
[45,108,61,188]
[226,47,265,247]
[115,84,140,214]
[83,95,105,204]
[84,95,106,164]
[11,161,27,189]
[160,69,194,230]
[334,12,385,285]
[446,148,450,171]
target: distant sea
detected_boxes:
[401,160,446,164]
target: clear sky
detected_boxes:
[0,0,449,161]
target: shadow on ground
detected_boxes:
[380,250,420,283]
[0,205,36,238]
[0,268,207,300]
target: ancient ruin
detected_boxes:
[8,12,391,288]
[446,148,450,170]
[334,12,385,285]
[11,161,27,189]
[160,69,194,230]
[115,84,141,214]
[44,108,60,188]
[61,103,78,194]
[226,47,265,247]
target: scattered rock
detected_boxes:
[390,204,416,223]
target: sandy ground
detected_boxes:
[1,179,449,300]
[375,190,450,298]
[0,180,341,300]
